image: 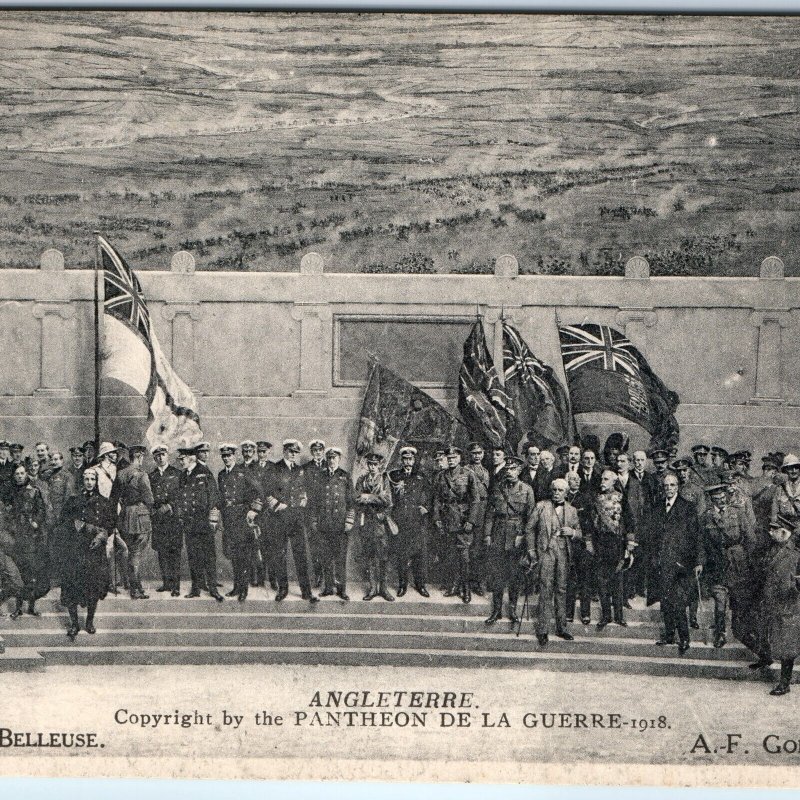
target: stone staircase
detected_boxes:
[0,584,778,681]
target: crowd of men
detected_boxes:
[0,433,799,693]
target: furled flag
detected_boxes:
[355,359,469,480]
[458,319,510,449]
[558,323,679,449]
[502,321,573,451]
[98,235,203,449]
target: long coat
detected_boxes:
[0,526,22,601]
[389,467,431,553]
[483,479,536,590]
[8,480,49,602]
[315,467,354,533]
[762,541,800,661]
[432,466,481,535]
[59,490,114,608]
[217,465,263,557]
[700,504,748,590]
[149,464,182,553]
[266,460,308,537]
[176,466,220,537]
[647,495,703,607]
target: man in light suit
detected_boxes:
[528,477,582,646]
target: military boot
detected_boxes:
[485,593,503,625]
[363,565,378,601]
[507,591,520,625]
[713,608,727,648]
[378,566,395,602]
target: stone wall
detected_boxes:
[0,249,797,470]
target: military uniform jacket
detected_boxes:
[701,504,747,588]
[678,481,706,518]
[432,466,481,535]
[176,466,220,532]
[116,464,154,538]
[317,467,355,532]
[46,468,76,525]
[149,465,182,550]
[218,464,264,551]
[305,459,330,528]
[762,541,800,661]
[483,479,536,552]
[528,499,582,560]
[389,468,431,528]
[267,461,308,534]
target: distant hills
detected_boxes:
[0,11,798,275]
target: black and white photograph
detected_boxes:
[0,9,799,786]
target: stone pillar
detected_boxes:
[749,310,790,405]
[291,302,332,397]
[162,303,203,393]
[615,308,658,355]
[33,302,75,396]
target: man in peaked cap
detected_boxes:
[175,444,223,602]
[67,445,87,489]
[354,452,395,601]
[388,445,432,598]
[240,440,257,469]
[249,440,276,589]
[691,444,716,486]
[483,456,536,625]
[115,444,154,600]
[432,446,481,603]
[464,441,490,597]
[265,440,318,603]
[710,446,729,480]
[10,443,24,467]
[315,447,355,600]
[304,439,328,589]
[218,443,264,602]
[149,444,183,596]
[195,441,212,470]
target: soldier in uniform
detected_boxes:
[195,441,212,470]
[45,450,75,584]
[388,446,431,598]
[354,452,394,601]
[752,454,781,553]
[67,446,86,491]
[483,456,536,625]
[266,440,318,603]
[431,447,449,587]
[251,440,277,589]
[432,446,481,603]
[700,482,750,648]
[710,446,729,480]
[116,445,154,599]
[529,477,582,645]
[673,458,706,516]
[465,442,489,596]
[691,445,715,485]
[217,444,263,602]
[304,439,328,588]
[10,443,24,467]
[316,447,355,600]
[0,440,13,503]
[149,445,183,597]
[176,444,223,602]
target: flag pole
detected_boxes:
[93,232,102,452]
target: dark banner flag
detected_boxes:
[458,320,510,449]
[355,360,470,480]
[502,321,573,451]
[558,323,679,449]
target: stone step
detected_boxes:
[28,594,669,621]
[0,610,720,642]
[0,626,751,662]
[0,647,45,671]
[27,642,770,680]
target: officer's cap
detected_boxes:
[282,439,302,453]
[113,440,128,452]
[762,456,780,470]
[729,451,748,463]
[151,445,168,456]
[219,443,238,455]
[364,452,383,464]
[10,443,23,453]
[671,458,692,470]
[710,446,729,457]
[256,441,273,450]
[467,442,484,453]
[325,447,342,459]
[691,444,710,454]
[434,449,446,458]
[129,445,147,457]
[649,449,669,462]
[504,456,524,470]
[0,441,10,449]
[309,439,326,451]
[445,446,463,458]
[240,440,256,449]
[196,441,211,453]
[704,482,728,495]
[399,446,417,457]
[177,445,198,456]
[69,446,85,456]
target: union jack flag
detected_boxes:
[99,235,152,344]
[559,324,640,378]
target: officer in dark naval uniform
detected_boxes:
[266,440,318,603]
[304,438,328,588]
[483,456,536,625]
[316,447,355,600]
[432,446,481,604]
[388,446,431,598]
[252,440,277,589]
[176,444,223,602]
[149,444,183,597]
[218,443,264,602]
